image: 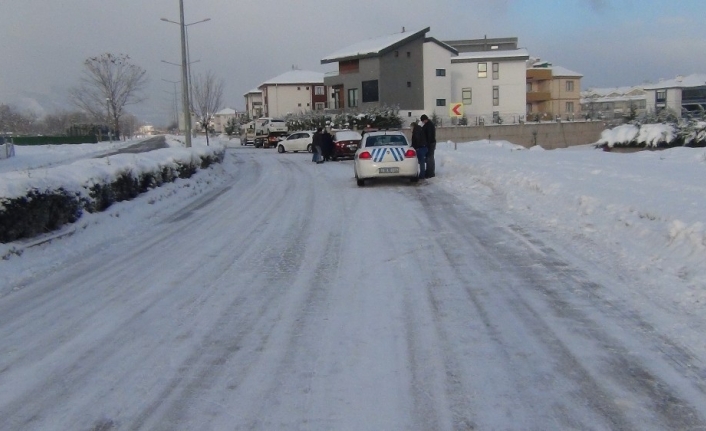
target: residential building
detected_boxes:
[580,86,646,121]
[449,48,529,125]
[212,108,245,134]
[643,74,706,116]
[243,89,263,119]
[526,59,583,121]
[321,28,430,115]
[257,70,327,118]
[320,29,535,125]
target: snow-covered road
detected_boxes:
[1,146,705,430]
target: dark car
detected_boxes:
[331,130,363,160]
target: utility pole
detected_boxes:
[179,0,192,147]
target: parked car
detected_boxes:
[331,130,363,160]
[353,131,418,186]
[278,131,314,153]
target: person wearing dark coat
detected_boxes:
[410,120,428,179]
[312,127,324,163]
[322,129,334,161]
[420,114,436,178]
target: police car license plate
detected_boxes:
[379,167,399,173]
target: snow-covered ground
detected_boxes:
[1,135,705,430]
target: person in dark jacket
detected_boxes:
[410,120,428,180]
[312,127,324,163]
[420,114,436,177]
[322,129,334,161]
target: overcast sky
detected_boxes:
[2,0,705,126]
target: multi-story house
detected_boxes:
[212,108,246,134]
[644,74,706,116]
[320,29,535,125]
[243,89,263,119]
[321,28,429,112]
[580,86,647,121]
[526,59,583,121]
[257,70,326,118]
[448,48,529,125]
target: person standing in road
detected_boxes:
[420,114,436,178]
[312,127,324,163]
[410,120,427,180]
[322,128,334,161]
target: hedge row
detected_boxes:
[0,150,224,243]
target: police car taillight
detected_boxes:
[404,149,416,158]
[359,151,372,159]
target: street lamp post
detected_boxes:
[160,13,210,148]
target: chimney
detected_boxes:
[402,26,405,32]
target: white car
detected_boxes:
[353,131,419,186]
[277,131,314,153]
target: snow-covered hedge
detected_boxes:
[597,118,706,149]
[286,106,403,131]
[0,146,225,243]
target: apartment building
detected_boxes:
[643,74,706,115]
[581,86,647,121]
[526,60,583,121]
[258,70,326,118]
[243,89,263,119]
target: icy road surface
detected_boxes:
[1,147,705,430]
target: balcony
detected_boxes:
[527,69,552,81]
[527,91,551,103]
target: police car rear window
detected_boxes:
[364,135,408,147]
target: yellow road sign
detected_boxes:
[449,102,463,117]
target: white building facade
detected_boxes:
[644,74,706,116]
[450,49,529,124]
[243,89,263,120]
[258,70,327,118]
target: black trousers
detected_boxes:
[426,142,436,176]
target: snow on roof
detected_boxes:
[243,88,262,96]
[548,66,583,78]
[260,70,324,86]
[451,48,529,62]
[216,108,235,115]
[321,27,430,63]
[582,86,645,98]
[643,74,706,90]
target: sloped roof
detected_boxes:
[321,27,430,64]
[216,108,236,115]
[451,48,529,63]
[424,37,458,55]
[550,66,583,78]
[244,88,262,96]
[260,70,324,86]
[643,74,706,90]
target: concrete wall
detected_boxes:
[402,121,606,149]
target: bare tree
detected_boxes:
[191,71,224,146]
[0,104,38,135]
[70,53,147,139]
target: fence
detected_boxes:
[11,135,99,146]
[403,120,607,150]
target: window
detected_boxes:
[566,102,574,113]
[394,50,399,57]
[436,69,446,77]
[315,86,324,95]
[656,90,667,102]
[493,86,499,106]
[315,102,325,110]
[297,103,301,107]
[492,62,499,80]
[566,81,574,92]
[527,103,532,113]
[478,63,487,78]
[306,86,309,90]
[297,86,301,90]
[348,88,358,108]
[407,81,412,88]
[407,51,411,58]
[526,82,533,92]
[462,88,472,105]
[362,80,379,103]
[436,99,446,106]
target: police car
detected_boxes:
[353,131,419,187]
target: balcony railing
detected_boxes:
[527,91,551,103]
